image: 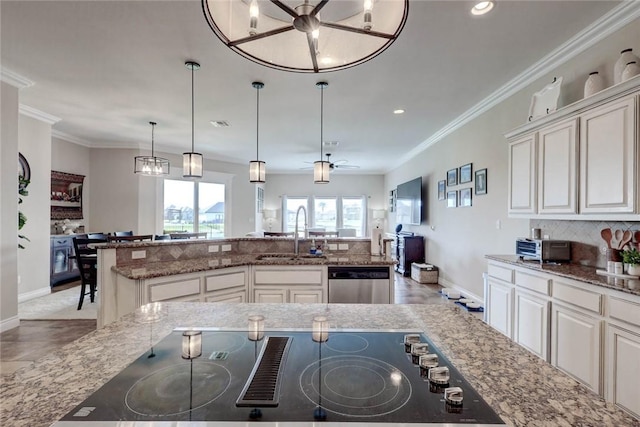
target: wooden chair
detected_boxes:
[154,234,170,241]
[87,232,108,239]
[114,230,133,237]
[107,234,153,242]
[72,237,107,310]
[169,232,208,240]
[309,231,338,237]
[264,232,294,237]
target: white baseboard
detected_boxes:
[438,277,484,307]
[18,286,51,303]
[0,315,20,332]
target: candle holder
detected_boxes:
[312,316,329,421]
[181,330,202,421]
[248,315,265,420]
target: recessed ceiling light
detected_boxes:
[210,120,229,127]
[393,109,405,115]
[471,1,494,16]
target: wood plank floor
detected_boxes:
[1,273,474,376]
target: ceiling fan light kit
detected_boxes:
[202,0,409,73]
[314,81,330,184]
[134,121,170,176]
[183,61,204,178]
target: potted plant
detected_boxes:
[622,247,640,276]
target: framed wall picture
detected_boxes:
[459,163,472,183]
[437,180,446,201]
[447,190,457,208]
[460,188,472,207]
[51,170,85,220]
[475,168,487,195]
[447,169,457,186]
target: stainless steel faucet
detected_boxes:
[294,205,307,255]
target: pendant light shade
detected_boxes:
[202,0,409,73]
[134,121,170,176]
[314,82,330,184]
[183,61,203,178]
[249,81,266,183]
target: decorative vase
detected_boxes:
[584,72,605,97]
[614,48,639,84]
[621,61,640,82]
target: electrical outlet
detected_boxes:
[208,259,219,267]
[208,245,219,253]
[221,244,232,252]
[328,243,338,250]
[338,243,349,250]
[131,250,146,259]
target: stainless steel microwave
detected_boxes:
[516,238,571,263]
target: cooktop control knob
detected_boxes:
[410,343,428,364]
[419,353,439,377]
[428,366,450,385]
[444,386,463,406]
[403,334,420,353]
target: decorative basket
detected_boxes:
[411,263,439,284]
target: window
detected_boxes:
[163,179,225,238]
[283,195,367,236]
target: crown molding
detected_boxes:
[51,129,92,147]
[388,1,640,173]
[19,104,61,124]
[0,68,34,89]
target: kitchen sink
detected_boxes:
[255,253,327,261]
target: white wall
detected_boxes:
[385,17,640,300]
[0,81,20,331]
[17,114,52,299]
[264,173,385,233]
[51,137,91,229]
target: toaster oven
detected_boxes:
[516,238,571,263]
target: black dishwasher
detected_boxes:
[328,266,391,304]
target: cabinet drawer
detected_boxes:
[206,271,245,292]
[488,263,514,283]
[609,296,640,328]
[553,280,602,314]
[515,270,550,295]
[254,269,323,285]
[149,278,200,302]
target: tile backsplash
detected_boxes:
[530,219,640,268]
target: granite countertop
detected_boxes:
[113,254,395,280]
[486,255,640,296]
[1,302,637,427]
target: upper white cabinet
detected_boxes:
[506,79,639,219]
[579,96,636,214]
[508,133,537,215]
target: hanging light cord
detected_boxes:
[256,85,260,159]
[320,84,324,160]
[150,121,156,157]
[191,66,195,152]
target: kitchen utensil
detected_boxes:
[613,229,623,249]
[635,230,640,243]
[601,228,612,249]
[619,230,633,250]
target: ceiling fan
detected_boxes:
[301,153,361,171]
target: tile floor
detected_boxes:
[1,273,479,376]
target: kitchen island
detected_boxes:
[1,302,637,427]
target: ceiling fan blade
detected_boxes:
[320,21,395,39]
[334,164,360,169]
[229,25,294,46]
[311,0,329,16]
[270,0,299,18]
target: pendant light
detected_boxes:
[134,121,170,176]
[314,82,330,184]
[249,81,265,183]
[183,61,203,178]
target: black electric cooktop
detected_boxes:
[54,329,504,426]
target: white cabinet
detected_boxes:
[204,267,247,303]
[508,133,537,215]
[252,265,327,303]
[514,289,550,360]
[552,303,602,393]
[538,118,578,214]
[148,274,202,303]
[579,95,637,214]
[486,277,514,339]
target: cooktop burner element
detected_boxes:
[55,329,505,426]
[125,362,231,416]
[300,355,412,417]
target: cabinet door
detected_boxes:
[551,304,602,393]
[206,290,246,303]
[514,289,550,360]
[487,279,514,339]
[607,325,640,418]
[254,288,287,303]
[579,96,636,213]
[538,118,578,214]
[508,133,537,215]
[290,288,323,304]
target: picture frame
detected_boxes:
[475,168,487,195]
[437,180,446,201]
[389,189,396,212]
[446,190,457,208]
[459,163,472,184]
[460,188,472,207]
[446,169,458,186]
[51,170,85,220]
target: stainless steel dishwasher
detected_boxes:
[328,266,391,304]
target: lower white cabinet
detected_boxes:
[204,267,248,303]
[254,287,323,303]
[486,278,514,339]
[551,303,602,393]
[607,324,640,419]
[514,289,550,360]
[252,265,327,303]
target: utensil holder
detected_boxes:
[606,248,622,262]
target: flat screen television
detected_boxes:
[396,177,422,225]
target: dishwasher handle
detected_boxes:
[328,266,390,280]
